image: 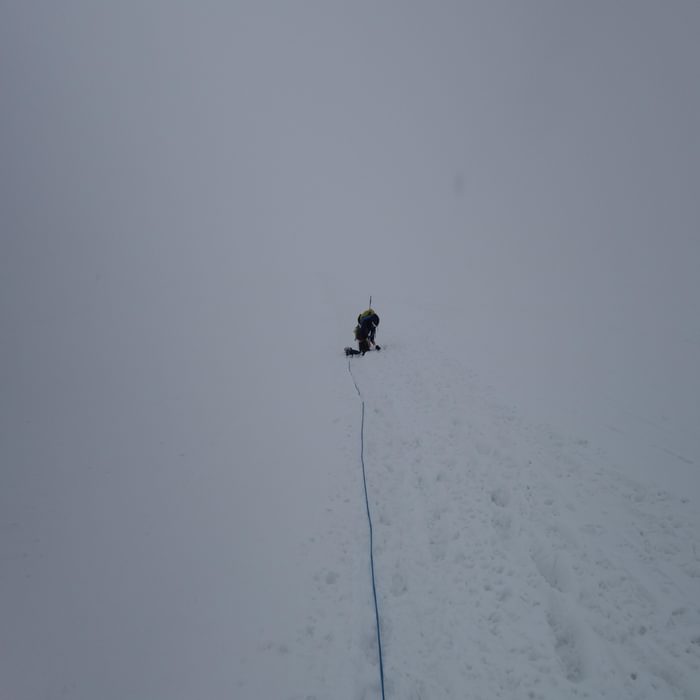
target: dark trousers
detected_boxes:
[346,338,371,356]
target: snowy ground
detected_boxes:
[241,303,700,700]
[3,288,699,699]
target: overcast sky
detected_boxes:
[4,0,697,479]
[2,2,699,698]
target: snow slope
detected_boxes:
[245,301,698,700]
[3,290,699,700]
[3,3,700,699]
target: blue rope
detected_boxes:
[348,359,386,700]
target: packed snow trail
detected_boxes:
[296,335,700,699]
[348,357,386,700]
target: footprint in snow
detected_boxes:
[531,545,574,594]
[491,485,511,508]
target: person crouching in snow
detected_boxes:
[345,308,381,356]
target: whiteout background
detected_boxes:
[2,3,698,698]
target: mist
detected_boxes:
[2,2,698,698]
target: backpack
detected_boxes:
[355,309,379,341]
[357,308,375,324]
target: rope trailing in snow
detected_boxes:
[348,358,386,700]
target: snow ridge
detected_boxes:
[348,357,386,700]
[297,339,700,699]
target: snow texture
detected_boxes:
[277,308,699,700]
